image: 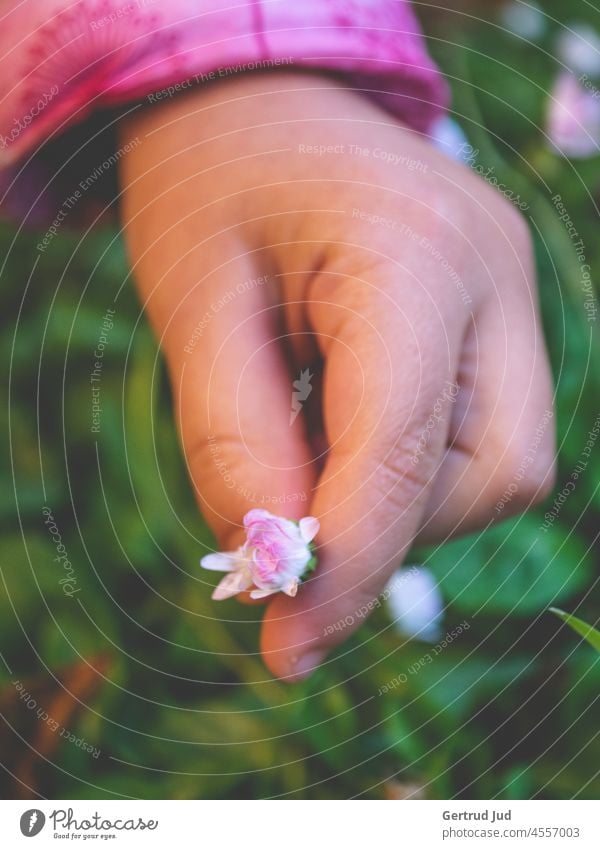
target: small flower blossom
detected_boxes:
[547,71,600,158]
[556,23,600,79]
[201,509,319,601]
[385,565,444,643]
[499,1,547,42]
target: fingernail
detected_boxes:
[289,649,325,681]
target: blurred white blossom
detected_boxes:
[499,1,546,41]
[385,566,444,643]
[556,23,600,78]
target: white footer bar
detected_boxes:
[0,800,598,848]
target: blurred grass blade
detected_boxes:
[550,608,600,653]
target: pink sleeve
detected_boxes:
[0,0,448,221]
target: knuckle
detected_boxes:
[373,420,444,506]
[380,448,430,496]
[306,257,401,348]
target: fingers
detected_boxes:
[261,264,467,680]
[415,218,556,543]
[417,302,556,542]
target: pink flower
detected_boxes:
[547,72,600,158]
[201,509,319,601]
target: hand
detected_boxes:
[118,72,556,680]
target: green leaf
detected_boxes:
[424,514,591,616]
[550,608,600,653]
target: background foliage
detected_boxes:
[1,0,599,799]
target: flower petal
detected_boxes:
[243,509,272,528]
[249,587,279,600]
[299,516,320,543]
[211,569,252,601]
[282,579,299,597]
[201,551,242,572]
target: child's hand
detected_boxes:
[119,73,556,680]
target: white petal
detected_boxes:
[249,587,278,600]
[283,579,299,597]
[201,551,242,572]
[299,516,320,543]
[212,569,252,601]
